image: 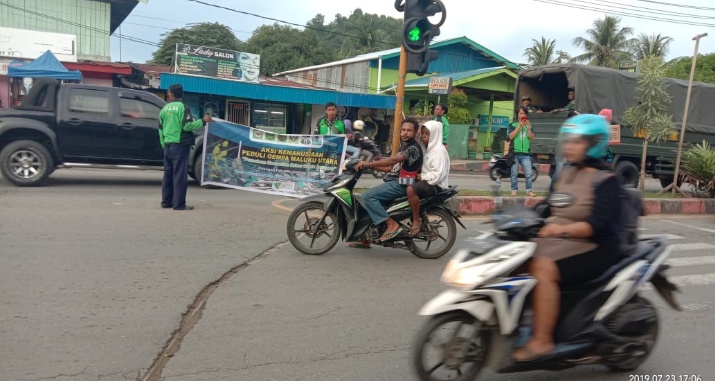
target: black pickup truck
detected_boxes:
[0,79,205,186]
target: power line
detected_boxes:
[634,0,715,12]
[592,0,715,20]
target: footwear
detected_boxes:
[526,191,537,197]
[512,344,554,362]
[174,205,194,210]
[379,228,403,242]
[348,242,372,249]
[511,191,518,196]
[161,203,172,209]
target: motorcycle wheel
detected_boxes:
[409,208,457,259]
[286,201,340,255]
[488,166,500,181]
[605,296,659,372]
[531,165,539,182]
[412,311,490,381]
[372,170,386,179]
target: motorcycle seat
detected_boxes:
[389,185,458,206]
[561,236,667,292]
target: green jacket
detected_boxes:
[158,100,204,148]
[435,116,450,144]
[509,121,532,154]
[316,117,345,135]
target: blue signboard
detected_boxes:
[478,115,510,132]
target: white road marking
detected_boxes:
[667,255,715,267]
[640,234,685,240]
[641,273,715,290]
[661,219,715,234]
[670,243,715,252]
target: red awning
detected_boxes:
[63,61,132,75]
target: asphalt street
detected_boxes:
[1,168,713,381]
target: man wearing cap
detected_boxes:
[521,95,540,113]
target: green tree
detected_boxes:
[622,56,676,189]
[571,15,635,68]
[150,23,243,65]
[447,89,472,125]
[664,53,715,84]
[632,33,673,60]
[336,9,402,57]
[523,37,557,66]
[243,24,329,76]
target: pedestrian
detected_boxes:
[315,102,345,135]
[433,103,450,148]
[508,105,536,197]
[159,84,212,211]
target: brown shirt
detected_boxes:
[531,166,613,261]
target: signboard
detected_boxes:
[478,115,511,132]
[609,124,621,145]
[175,44,260,83]
[428,77,453,95]
[0,27,77,62]
[618,61,637,73]
[201,119,346,197]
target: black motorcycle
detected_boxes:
[286,160,466,259]
[488,154,539,182]
[358,136,386,179]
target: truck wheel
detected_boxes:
[615,161,639,187]
[0,140,54,186]
[659,176,683,189]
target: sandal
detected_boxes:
[512,345,554,362]
[348,242,371,249]
[379,228,404,242]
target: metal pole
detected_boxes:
[392,46,408,156]
[486,94,494,153]
[119,25,122,61]
[666,33,707,195]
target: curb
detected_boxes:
[455,196,715,216]
[451,161,551,174]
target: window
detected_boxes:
[119,97,161,120]
[252,102,287,130]
[69,89,109,116]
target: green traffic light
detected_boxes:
[408,26,422,42]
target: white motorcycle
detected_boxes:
[411,204,681,381]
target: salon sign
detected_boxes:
[175,44,261,84]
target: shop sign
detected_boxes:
[428,77,452,95]
[0,27,76,62]
[175,44,260,84]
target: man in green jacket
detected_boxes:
[314,102,345,135]
[433,103,450,148]
[159,84,212,210]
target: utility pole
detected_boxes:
[661,32,707,196]
[392,46,408,155]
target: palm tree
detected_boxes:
[633,33,674,60]
[572,15,636,68]
[523,37,557,66]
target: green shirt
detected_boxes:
[435,115,450,144]
[158,101,204,148]
[509,122,532,154]
[564,100,575,111]
[316,118,345,135]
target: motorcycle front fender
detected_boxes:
[419,289,495,322]
[300,194,335,210]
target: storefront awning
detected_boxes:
[160,73,396,109]
[7,50,82,81]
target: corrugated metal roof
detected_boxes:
[161,73,396,109]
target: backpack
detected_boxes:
[593,170,645,256]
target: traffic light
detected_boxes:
[395,0,446,76]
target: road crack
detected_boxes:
[139,241,289,381]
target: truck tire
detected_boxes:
[659,175,683,189]
[615,161,639,187]
[0,140,54,186]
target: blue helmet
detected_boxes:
[559,114,611,159]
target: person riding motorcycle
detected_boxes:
[350,120,373,162]
[513,114,623,362]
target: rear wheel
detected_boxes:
[531,165,539,182]
[605,296,659,372]
[658,175,683,189]
[409,208,457,259]
[0,140,54,186]
[287,201,340,255]
[488,166,500,181]
[412,311,490,381]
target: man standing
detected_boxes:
[159,84,212,210]
[350,118,423,246]
[509,105,536,197]
[315,102,345,135]
[433,103,450,148]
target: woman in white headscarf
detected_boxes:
[406,120,450,236]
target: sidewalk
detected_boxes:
[450,159,551,173]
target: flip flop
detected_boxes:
[512,345,554,363]
[348,242,371,249]
[379,228,403,242]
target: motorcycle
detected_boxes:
[410,195,681,380]
[286,159,466,259]
[358,136,386,179]
[488,154,539,182]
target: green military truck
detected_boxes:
[515,64,715,188]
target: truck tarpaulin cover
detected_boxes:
[518,64,715,135]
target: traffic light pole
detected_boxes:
[392,46,408,156]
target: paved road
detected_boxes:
[1,169,712,381]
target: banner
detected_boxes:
[201,119,347,197]
[175,44,260,83]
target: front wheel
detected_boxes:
[605,296,659,372]
[412,311,490,381]
[287,201,340,255]
[410,208,457,259]
[0,140,54,186]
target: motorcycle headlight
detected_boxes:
[441,260,485,290]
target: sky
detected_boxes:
[111,0,715,66]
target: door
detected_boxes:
[117,95,164,163]
[58,87,123,161]
[226,100,250,126]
